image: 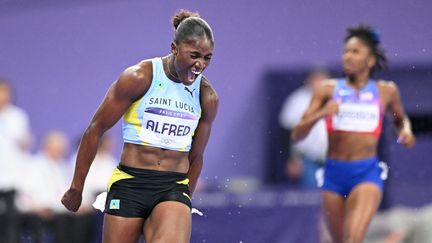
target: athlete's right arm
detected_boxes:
[61,62,152,212]
[291,81,336,143]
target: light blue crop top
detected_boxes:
[122,57,202,152]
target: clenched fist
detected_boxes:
[61,187,83,212]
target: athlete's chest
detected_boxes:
[329,82,383,133]
[144,80,201,116]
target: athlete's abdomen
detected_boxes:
[327,132,378,161]
[119,143,190,173]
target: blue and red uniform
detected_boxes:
[321,79,387,197]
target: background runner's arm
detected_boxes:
[292,83,335,142]
[387,81,415,147]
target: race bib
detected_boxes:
[139,107,199,149]
[332,102,379,132]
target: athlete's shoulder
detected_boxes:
[199,76,219,117]
[323,78,338,88]
[376,79,397,88]
[200,76,218,102]
[123,59,153,81]
[115,60,153,100]
[376,79,399,94]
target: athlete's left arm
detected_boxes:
[384,81,416,148]
[187,78,219,196]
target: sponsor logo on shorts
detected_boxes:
[182,192,191,201]
[109,199,120,210]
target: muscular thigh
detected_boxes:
[346,183,382,227]
[322,191,345,243]
[103,214,144,243]
[144,201,191,243]
[344,183,382,242]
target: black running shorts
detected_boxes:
[104,164,192,218]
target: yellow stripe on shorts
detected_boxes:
[107,167,134,191]
[176,178,189,185]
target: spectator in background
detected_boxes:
[0,78,32,243]
[16,130,80,243]
[0,78,32,153]
[0,78,32,191]
[17,130,69,215]
[279,68,330,188]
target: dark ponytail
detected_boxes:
[172,9,214,45]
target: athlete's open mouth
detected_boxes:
[188,69,202,82]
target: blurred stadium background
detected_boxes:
[1,0,431,242]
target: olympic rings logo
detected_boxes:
[160,138,173,144]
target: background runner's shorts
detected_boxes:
[104,164,192,218]
[321,156,386,197]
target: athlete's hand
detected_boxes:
[61,187,82,212]
[322,100,339,116]
[397,130,416,148]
